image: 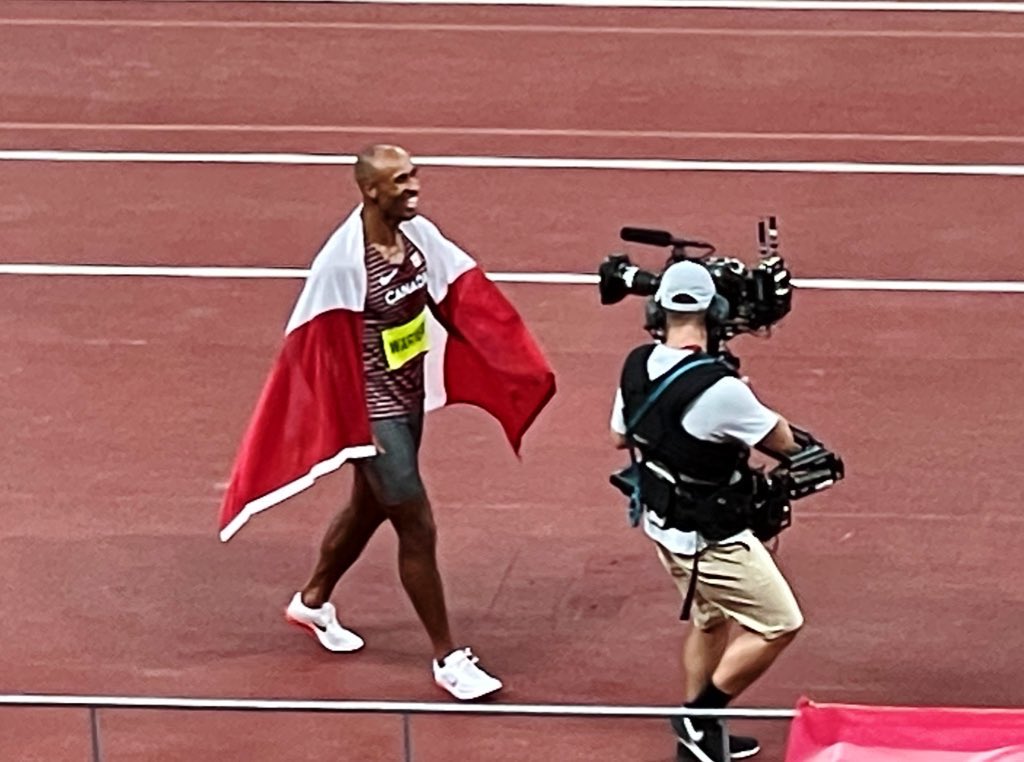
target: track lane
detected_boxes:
[8,0,1024,31]
[9,127,1024,163]
[2,9,1024,162]
[2,162,1022,280]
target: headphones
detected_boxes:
[706,294,731,327]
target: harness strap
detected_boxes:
[625,357,718,435]
[680,553,700,621]
[620,354,719,528]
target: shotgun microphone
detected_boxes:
[619,226,714,252]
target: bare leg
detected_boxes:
[683,623,731,701]
[301,469,386,608]
[381,493,454,660]
[711,628,799,698]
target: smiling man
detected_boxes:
[290,144,475,689]
[218,144,556,701]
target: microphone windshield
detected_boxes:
[619,227,673,247]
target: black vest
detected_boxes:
[620,344,753,541]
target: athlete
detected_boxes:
[283,145,506,700]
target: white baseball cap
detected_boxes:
[655,260,716,312]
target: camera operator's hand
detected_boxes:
[718,347,742,374]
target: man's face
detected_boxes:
[367,153,420,222]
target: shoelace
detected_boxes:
[446,647,481,668]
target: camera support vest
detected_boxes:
[620,344,748,492]
[620,344,755,620]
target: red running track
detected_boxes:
[2,1,1024,761]
[4,0,1024,162]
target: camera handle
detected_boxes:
[754,425,845,501]
[757,216,779,259]
[666,240,716,267]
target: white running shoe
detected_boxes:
[433,647,503,700]
[285,592,364,653]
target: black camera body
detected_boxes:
[598,217,794,363]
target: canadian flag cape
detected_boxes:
[217,207,556,542]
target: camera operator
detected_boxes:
[609,261,804,762]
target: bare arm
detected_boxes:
[609,386,629,449]
[757,415,800,457]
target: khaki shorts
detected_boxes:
[656,539,804,640]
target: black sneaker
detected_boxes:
[672,716,761,760]
[672,716,726,762]
[675,738,760,761]
[729,735,761,759]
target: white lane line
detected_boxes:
[0,264,311,279]
[44,0,1024,13]
[5,123,1024,144]
[791,278,1024,292]
[0,264,1022,292]
[3,18,1024,34]
[2,150,1024,175]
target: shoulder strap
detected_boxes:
[625,355,719,435]
[620,344,656,386]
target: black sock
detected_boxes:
[686,681,733,709]
[438,648,457,667]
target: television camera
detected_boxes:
[598,216,794,368]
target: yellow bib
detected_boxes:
[381,309,430,371]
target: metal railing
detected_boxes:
[0,694,796,762]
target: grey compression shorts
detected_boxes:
[358,412,426,506]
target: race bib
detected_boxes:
[381,309,430,370]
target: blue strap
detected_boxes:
[620,356,718,527]
[625,357,718,435]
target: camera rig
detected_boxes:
[598,216,794,367]
[748,424,846,538]
[601,217,845,530]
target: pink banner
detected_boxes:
[785,698,1024,761]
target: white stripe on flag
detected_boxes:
[219,444,377,542]
[424,312,449,412]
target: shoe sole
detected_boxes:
[671,720,759,760]
[285,614,364,653]
[434,678,502,701]
[675,738,760,760]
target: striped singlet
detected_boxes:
[362,234,430,419]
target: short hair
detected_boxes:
[665,310,706,328]
[353,144,406,190]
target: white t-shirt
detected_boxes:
[610,344,779,555]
